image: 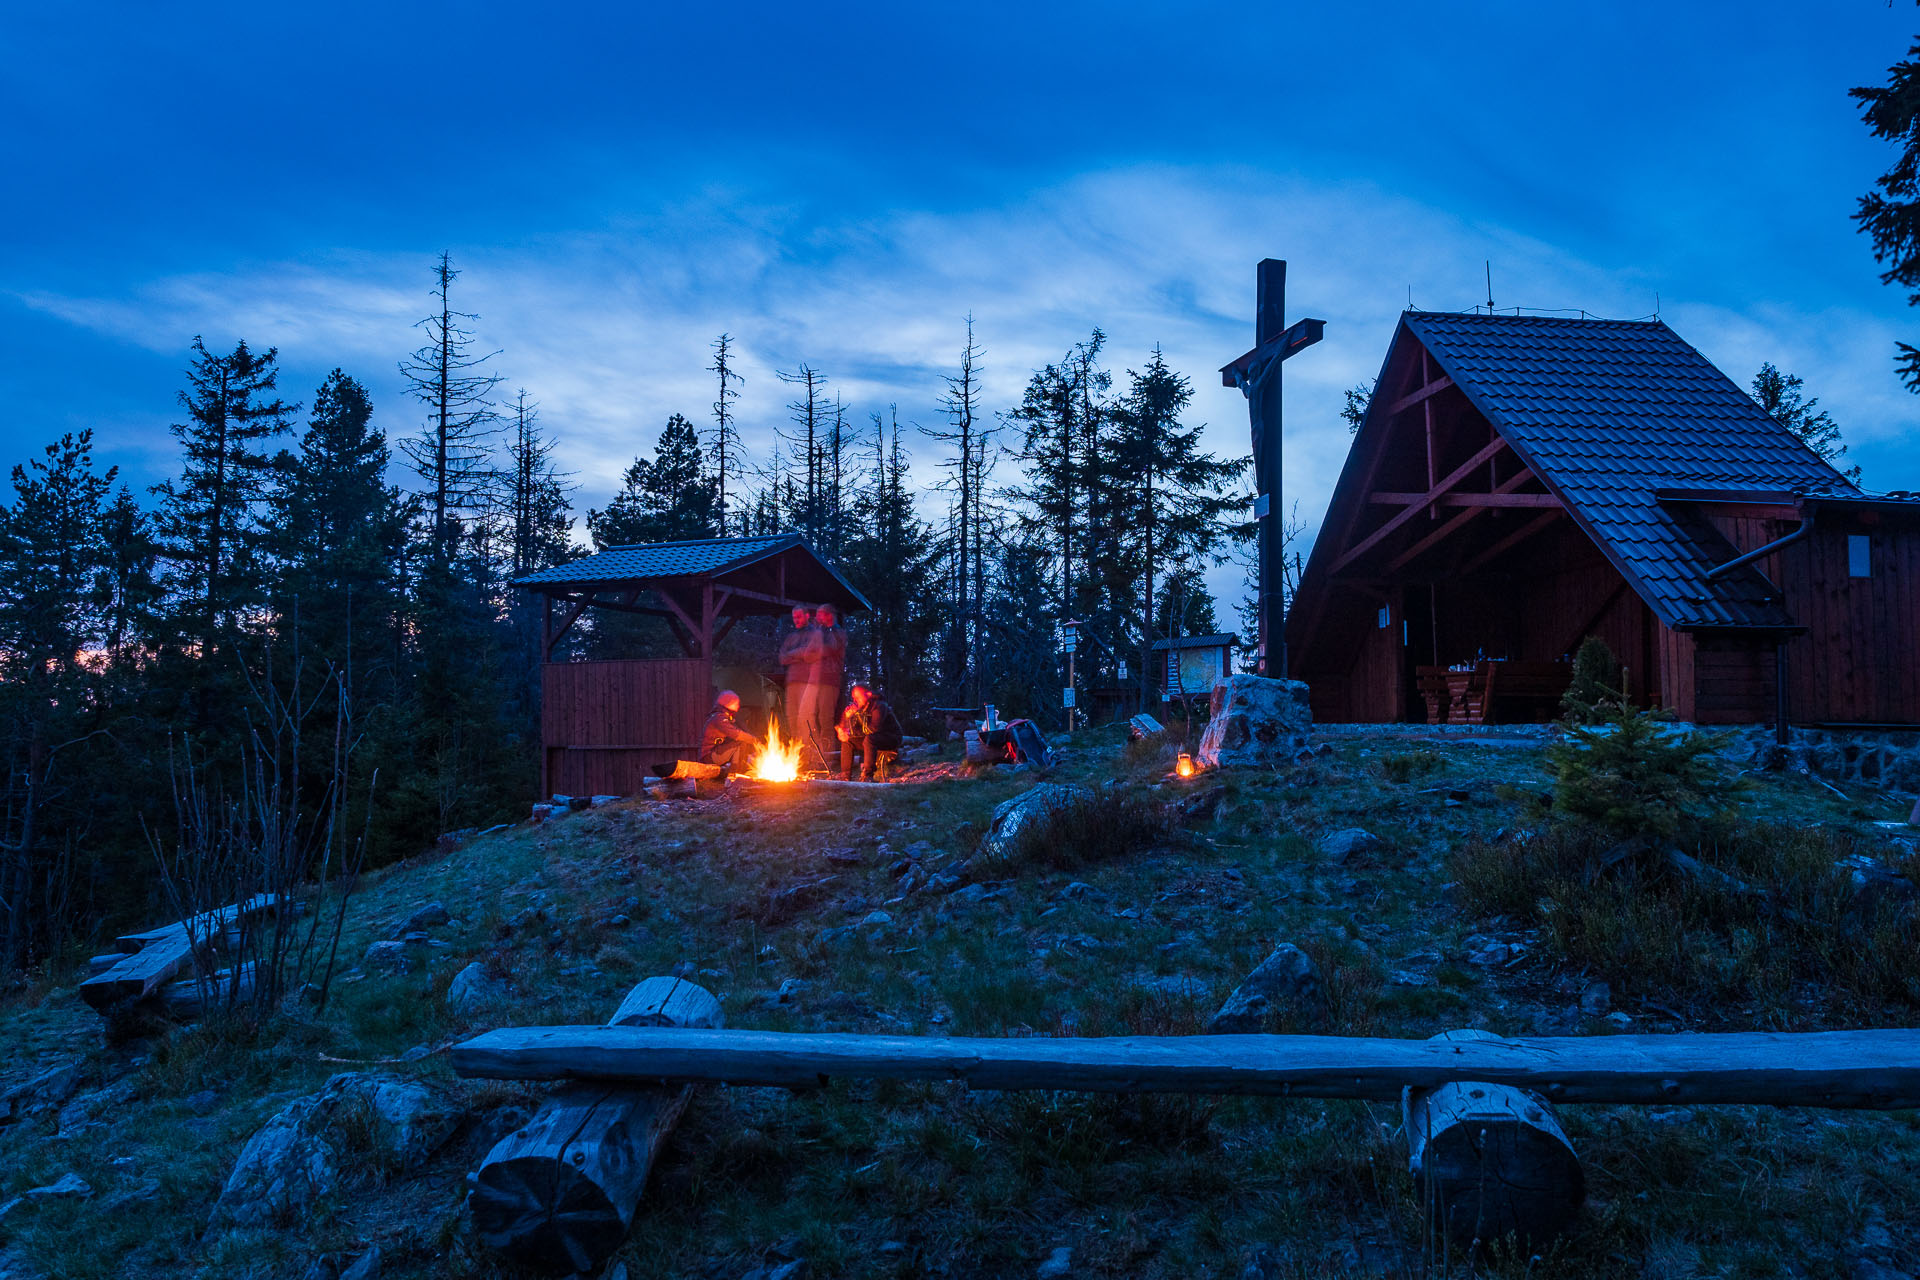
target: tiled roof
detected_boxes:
[1402,312,1858,628]
[512,534,799,588]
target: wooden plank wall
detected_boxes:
[1706,514,1920,725]
[543,659,711,796]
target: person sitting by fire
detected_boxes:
[698,690,761,773]
[834,682,904,781]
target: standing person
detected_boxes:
[698,690,761,772]
[778,603,836,770]
[835,683,904,781]
[807,603,848,767]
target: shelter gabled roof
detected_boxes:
[512,532,870,613]
[1303,312,1859,632]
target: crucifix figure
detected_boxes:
[1220,259,1324,679]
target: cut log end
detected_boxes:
[471,1155,627,1275]
[1413,1091,1585,1245]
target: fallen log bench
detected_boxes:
[80,894,280,1011]
[468,976,722,1275]
[447,1025,1920,1109]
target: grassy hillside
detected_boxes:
[2,726,1917,1279]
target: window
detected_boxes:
[1849,534,1872,579]
[1377,605,1391,629]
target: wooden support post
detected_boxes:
[1404,1029,1584,1248]
[469,977,723,1274]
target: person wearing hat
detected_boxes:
[834,682,904,781]
[699,689,761,772]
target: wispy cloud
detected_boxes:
[19,164,1918,607]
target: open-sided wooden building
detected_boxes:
[1288,312,1920,730]
[514,533,869,797]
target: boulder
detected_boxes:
[979,784,1088,861]
[362,940,410,974]
[1579,980,1611,1017]
[1318,828,1383,861]
[391,902,450,937]
[1207,944,1321,1033]
[210,1073,457,1229]
[1195,675,1312,771]
[446,961,507,1010]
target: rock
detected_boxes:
[1318,828,1383,860]
[1037,1245,1074,1278]
[1178,786,1227,824]
[1605,1011,1634,1028]
[0,1060,83,1124]
[1579,980,1612,1016]
[1058,881,1104,902]
[446,961,506,1009]
[672,959,697,978]
[392,902,449,937]
[858,910,893,929]
[210,1073,457,1229]
[185,1089,220,1116]
[1135,974,1208,999]
[362,940,410,973]
[1194,675,1312,771]
[775,978,810,1005]
[924,873,964,894]
[980,784,1088,860]
[339,1248,381,1280]
[949,883,992,905]
[26,1173,90,1200]
[1207,944,1321,1032]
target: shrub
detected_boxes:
[1546,702,1734,841]
[978,783,1174,874]
[1377,750,1442,784]
[1561,634,1624,724]
[1452,820,1920,1024]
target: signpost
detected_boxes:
[1220,260,1324,679]
[1060,619,1084,730]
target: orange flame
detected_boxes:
[753,721,803,782]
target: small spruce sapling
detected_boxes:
[1547,703,1734,841]
[1560,635,1623,725]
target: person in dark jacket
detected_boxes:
[699,690,761,772]
[834,683,903,781]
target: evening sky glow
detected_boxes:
[5,2,1919,605]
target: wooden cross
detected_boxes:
[1220,259,1323,678]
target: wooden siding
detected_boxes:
[1705,514,1920,724]
[542,658,711,797]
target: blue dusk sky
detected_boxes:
[5,2,1919,607]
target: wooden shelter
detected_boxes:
[1289,312,1920,730]
[514,534,869,797]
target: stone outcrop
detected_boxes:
[211,1073,457,1229]
[978,784,1088,861]
[1206,944,1322,1033]
[1195,676,1312,771]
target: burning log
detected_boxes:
[468,976,722,1274]
[1403,1029,1584,1247]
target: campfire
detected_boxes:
[753,722,803,782]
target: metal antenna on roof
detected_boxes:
[1485,261,1495,313]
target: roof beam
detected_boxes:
[1458,510,1566,577]
[1369,491,1561,509]
[1389,468,1543,572]
[1332,437,1510,573]
[1386,375,1454,418]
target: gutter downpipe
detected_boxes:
[1702,512,1813,747]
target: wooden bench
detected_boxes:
[1473,660,1572,725]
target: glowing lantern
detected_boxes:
[1176,752,1195,778]
[753,722,803,782]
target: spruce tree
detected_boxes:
[152,337,296,652]
[268,370,405,669]
[589,414,719,548]
[398,253,501,563]
[1751,363,1861,483]
[1109,348,1247,706]
[1853,45,1920,391]
[708,333,745,533]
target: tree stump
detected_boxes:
[1403,1029,1584,1248]
[468,977,721,1274]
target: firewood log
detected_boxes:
[1402,1029,1583,1247]
[468,977,721,1274]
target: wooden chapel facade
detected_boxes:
[1286,312,1920,729]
